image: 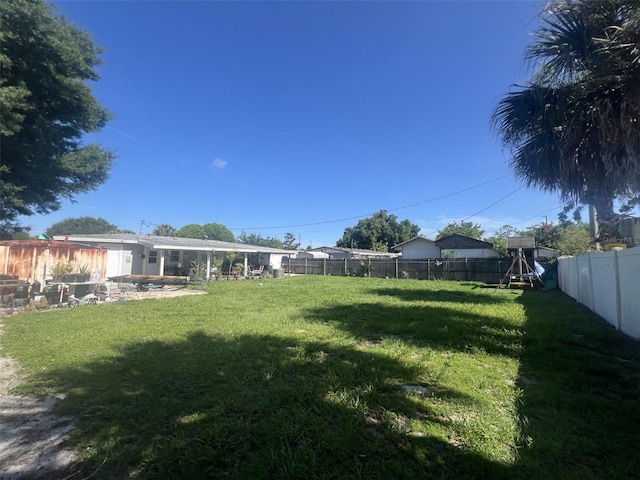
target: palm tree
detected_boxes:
[491,0,640,240]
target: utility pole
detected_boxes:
[139,220,148,239]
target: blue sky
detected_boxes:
[25,0,595,246]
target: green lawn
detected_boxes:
[2,276,639,479]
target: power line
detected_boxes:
[424,186,524,237]
[230,175,512,231]
[460,186,524,222]
[514,204,565,226]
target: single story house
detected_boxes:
[306,246,399,260]
[391,236,440,259]
[52,234,294,280]
[435,234,499,259]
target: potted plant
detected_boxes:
[212,257,224,280]
[227,251,240,276]
[62,262,77,282]
[189,260,205,281]
[76,264,91,282]
[233,262,244,278]
[50,262,75,282]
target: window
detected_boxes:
[170,250,180,262]
[148,251,158,264]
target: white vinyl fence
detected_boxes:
[558,246,640,339]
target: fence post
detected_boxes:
[344,258,348,276]
[395,257,398,279]
[305,258,308,275]
[587,253,596,312]
[614,249,622,331]
[427,259,430,280]
[323,258,326,276]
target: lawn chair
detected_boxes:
[116,278,139,300]
[249,265,264,278]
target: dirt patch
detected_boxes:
[0,286,207,479]
[111,284,207,301]
[0,315,78,479]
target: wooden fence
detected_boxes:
[283,257,526,284]
[0,240,108,285]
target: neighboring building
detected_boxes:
[306,246,399,260]
[51,234,293,279]
[296,251,330,260]
[535,246,559,260]
[391,236,440,259]
[435,234,499,259]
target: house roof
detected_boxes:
[535,246,559,257]
[52,234,294,254]
[308,246,399,258]
[391,235,437,250]
[435,234,494,249]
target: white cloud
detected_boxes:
[212,158,228,170]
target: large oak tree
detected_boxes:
[237,232,283,248]
[336,210,420,251]
[175,223,236,242]
[0,0,115,237]
[436,221,485,240]
[46,216,121,237]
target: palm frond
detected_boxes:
[491,0,640,221]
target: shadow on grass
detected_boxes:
[302,282,640,478]
[514,289,640,478]
[304,287,523,358]
[370,285,512,304]
[30,330,509,479]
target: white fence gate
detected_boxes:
[558,246,640,339]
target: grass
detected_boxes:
[2,276,639,479]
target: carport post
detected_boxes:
[159,249,165,276]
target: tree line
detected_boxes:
[336,211,590,257]
[11,210,591,257]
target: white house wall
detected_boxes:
[263,253,283,269]
[400,241,441,259]
[105,248,133,278]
